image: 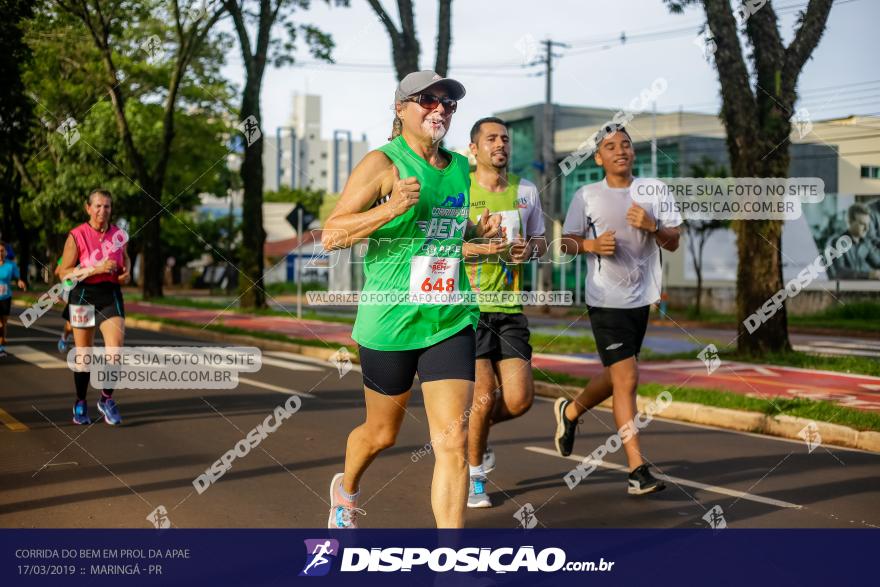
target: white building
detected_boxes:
[263,94,370,194]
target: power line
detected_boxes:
[561,0,863,55]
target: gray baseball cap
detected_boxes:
[394,70,466,103]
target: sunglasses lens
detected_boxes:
[415,94,456,113]
[418,95,440,109]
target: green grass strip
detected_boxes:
[533,370,880,432]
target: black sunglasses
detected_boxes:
[405,93,457,113]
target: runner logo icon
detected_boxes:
[441,192,465,207]
[300,538,339,577]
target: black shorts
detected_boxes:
[588,305,650,367]
[68,282,125,326]
[359,326,476,395]
[0,298,10,317]
[62,304,70,321]
[475,312,532,362]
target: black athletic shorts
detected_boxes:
[475,312,532,362]
[62,304,70,321]
[0,298,10,317]
[588,305,650,367]
[68,282,125,326]
[359,326,476,395]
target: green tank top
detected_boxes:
[351,136,479,351]
[468,174,525,313]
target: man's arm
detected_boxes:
[462,239,509,262]
[560,233,616,256]
[654,224,681,252]
[626,203,680,251]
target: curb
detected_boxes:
[534,381,880,454]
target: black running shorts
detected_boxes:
[475,312,532,362]
[359,326,476,395]
[68,282,125,326]
[0,298,10,317]
[588,305,650,367]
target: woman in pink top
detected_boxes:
[59,189,131,426]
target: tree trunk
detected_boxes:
[434,0,452,76]
[695,234,705,317]
[237,77,266,308]
[141,182,164,298]
[10,173,31,283]
[695,0,832,355]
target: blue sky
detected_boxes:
[220,0,877,151]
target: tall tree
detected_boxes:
[666,0,834,354]
[53,0,227,298]
[20,3,233,278]
[366,0,453,80]
[223,0,335,308]
[0,0,36,280]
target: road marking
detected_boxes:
[524,446,802,509]
[264,351,362,373]
[9,320,64,336]
[260,356,323,372]
[0,407,28,431]
[4,345,68,368]
[238,377,316,398]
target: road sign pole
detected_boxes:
[297,207,303,320]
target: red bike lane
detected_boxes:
[128,303,880,412]
[532,354,880,412]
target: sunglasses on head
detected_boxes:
[405,93,457,113]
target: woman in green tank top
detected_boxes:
[322,71,503,529]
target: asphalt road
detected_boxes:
[1,312,878,530]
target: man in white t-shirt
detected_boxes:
[554,125,682,496]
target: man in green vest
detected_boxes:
[464,117,547,508]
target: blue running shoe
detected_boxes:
[72,400,91,425]
[97,397,122,426]
[327,473,364,528]
[467,475,491,508]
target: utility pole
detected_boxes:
[651,101,658,177]
[539,38,568,295]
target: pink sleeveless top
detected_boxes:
[70,223,128,285]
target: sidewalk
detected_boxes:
[127,301,880,413]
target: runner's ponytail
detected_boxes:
[389,115,403,141]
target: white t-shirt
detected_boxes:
[516,179,547,239]
[563,178,682,309]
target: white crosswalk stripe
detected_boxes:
[4,345,68,368]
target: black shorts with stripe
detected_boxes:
[588,305,650,367]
